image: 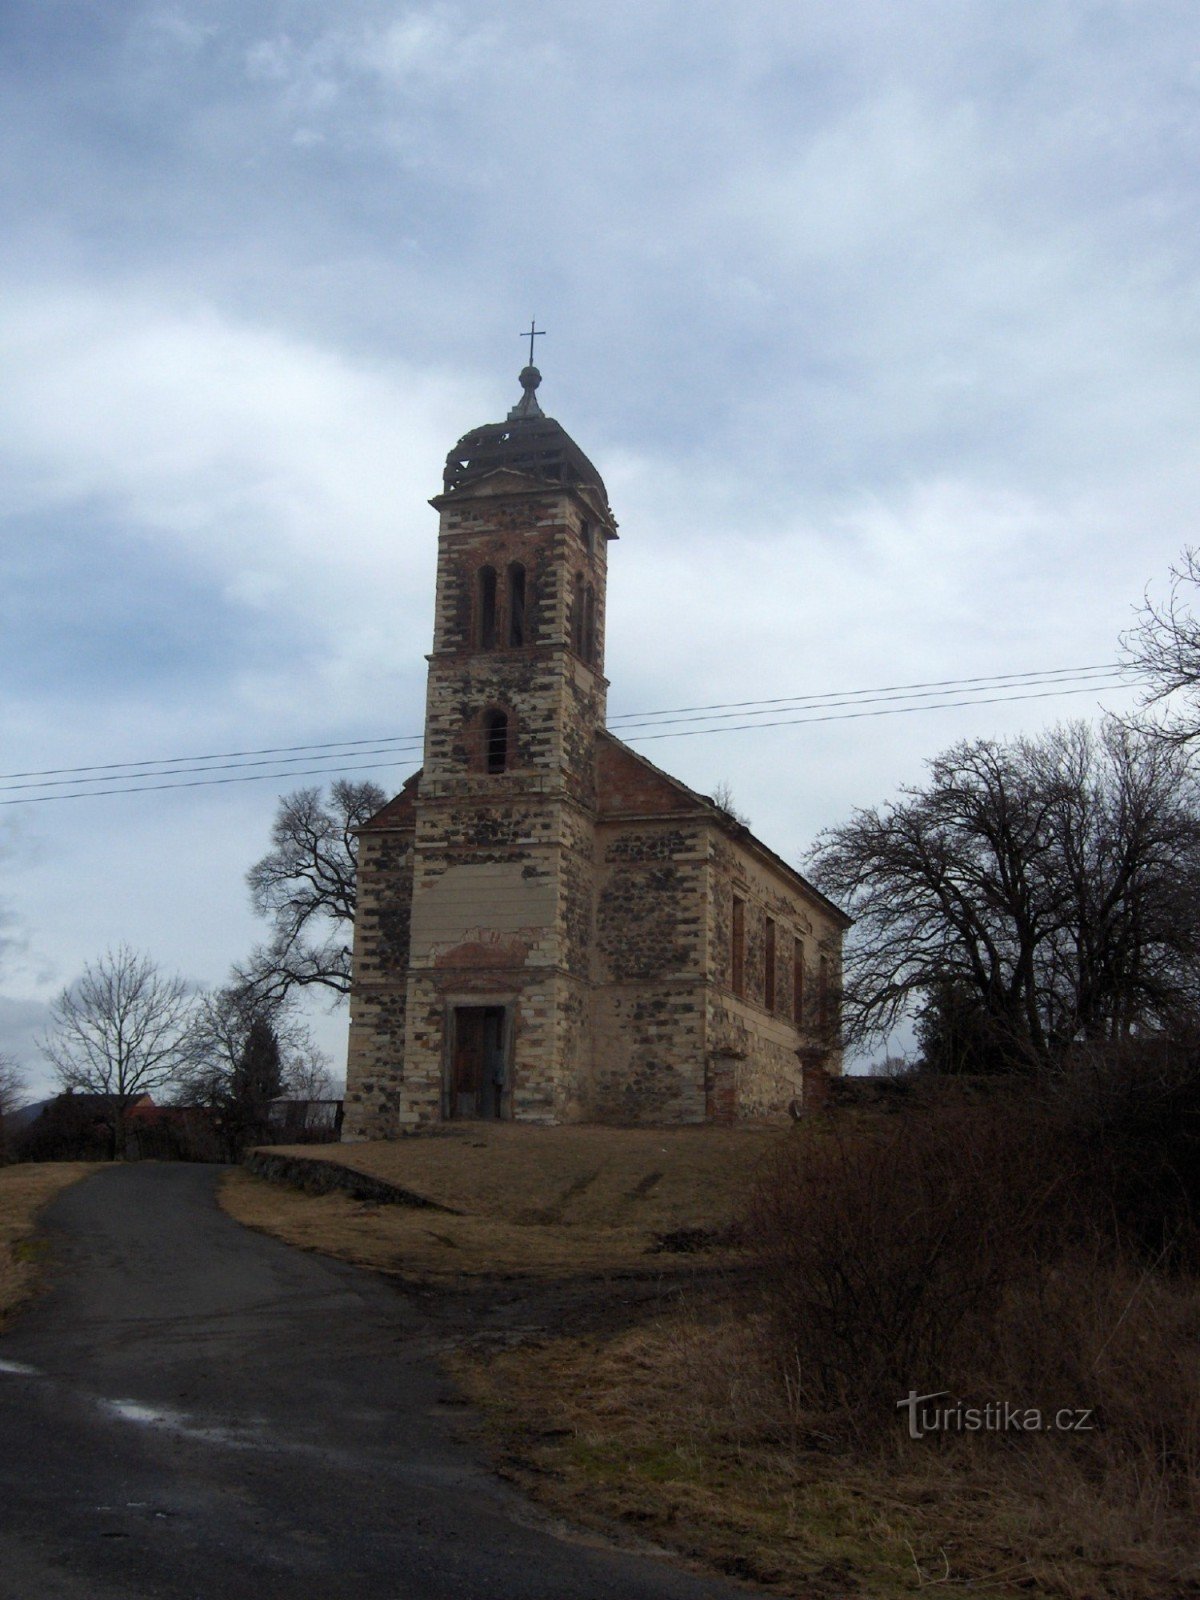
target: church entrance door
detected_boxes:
[449,1005,508,1119]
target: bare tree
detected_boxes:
[179,987,270,1157]
[285,1040,336,1100]
[235,780,386,1005]
[711,780,751,827]
[182,986,332,1104]
[0,1053,26,1160]
[1123,546,1200,744]
[807,720,1200,1070]
[0,1054,24,1116]
[40,946,200,1158]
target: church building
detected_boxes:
[342,365,848,1137]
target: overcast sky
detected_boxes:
[3,1,1196,1095]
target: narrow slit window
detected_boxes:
[731,897,745,998]
[764,918,777,1012]
[571,574,584,655]
[793,937,805,1024]
[583,584,596,664]
[818,954,830,1029]
[478,566,497,649]
[507,563,526,647]
[484,710,509,774]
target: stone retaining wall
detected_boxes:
[243,1149,457,1212]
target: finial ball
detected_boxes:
[519,365,542,392]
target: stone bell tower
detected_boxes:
[344,359,851,1139]
[388,364,618,1123]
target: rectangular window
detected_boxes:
[818,954,830,1030]
[731,897,745,998]
[793,936,805,1024]
[764,917,777,1012]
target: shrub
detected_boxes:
[747,1053,1200,1452]
[746,1096,1072,1429]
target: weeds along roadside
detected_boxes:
[458,1060,1200,1599]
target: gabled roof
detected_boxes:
[360,769,422,830]
[352,736,850,926]
[596,730,852,927]
[596,729,714,818]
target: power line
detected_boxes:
[0,731,427,783]
[0,757,416,806]
[612,668,1129,733]
[0,738,427,797]
[630,681,1132,740]
[608,662,1128,724]
[0,662,1133,789]
[0,672,1143,807]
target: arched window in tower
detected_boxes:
[507,563,526,647]
[571,573,584,656]
[478,566,497,649]
[583,584,597,664]
[484,710,509,774]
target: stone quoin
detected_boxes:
[342,365,849,1135]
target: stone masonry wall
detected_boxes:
[590,819,709,1122]
[343,812,416,1140]
[389,478,610,1127]
[706,830,845,1119]
[344,441,848,1135]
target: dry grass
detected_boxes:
[0,1163,101,1327]
[221,1117,1200,1596]
[453,1303,1200,1600]
[221,1124,784,1280]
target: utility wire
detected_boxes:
[612,668,1129,733]
[0,663,1134,795]
[608,663,1128,724]
[0,673,1143,807]
[0,740,427,796]
[0,757,415,806]
[630,681,1133,740]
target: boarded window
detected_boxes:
[507,563,526,647]
[793,936,805,1024]
[478,566,497,649]
[764,918,777,1012]
[484,710,509,773]
[731,897,745,998]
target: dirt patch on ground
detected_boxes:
[0,1163,103,1327]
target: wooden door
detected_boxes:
[450,1006,507,1119]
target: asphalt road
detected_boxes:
[0,1163,752,1600]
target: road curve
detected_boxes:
[0,1163,751,1600]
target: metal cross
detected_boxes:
[521,320,545,366]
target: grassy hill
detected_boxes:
[222,1123,785,1279]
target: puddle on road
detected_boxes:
[103,1397,269,1451]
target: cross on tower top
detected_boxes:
[522,320,545,366]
